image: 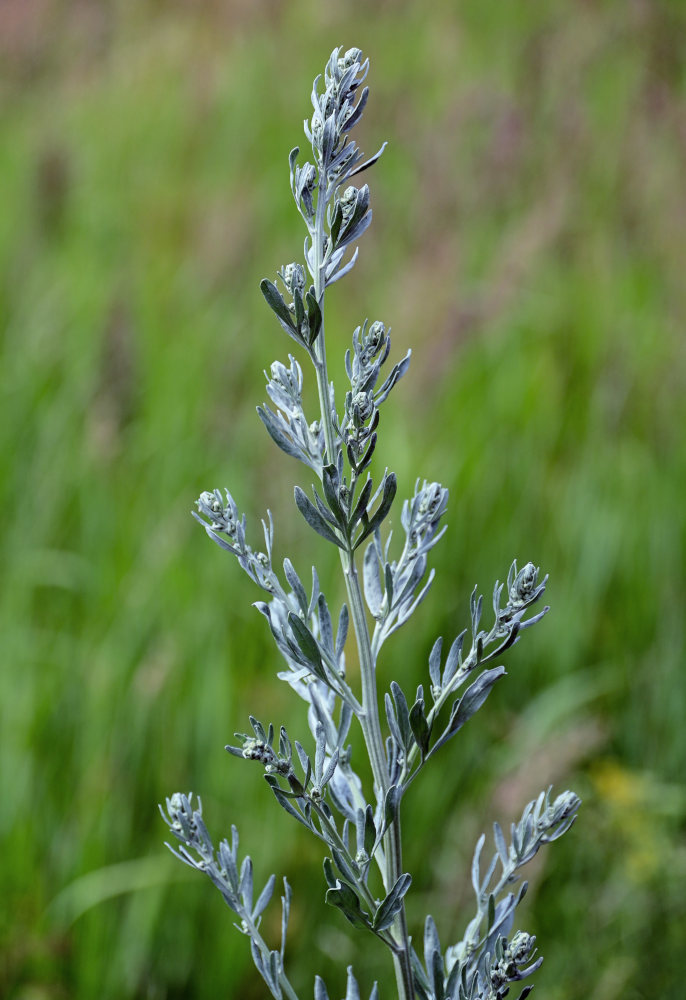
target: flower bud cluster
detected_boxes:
[227,718,295,779]
[403,480,450,552]
[260,356,325,472]
[342,320,393,469]
[279,262,306,298]
[239,737,293,777]
[539,789,581,833]
[305,47,369,168]
[508,561,544,608]
[197,488,239,538]
[339,185,358,218]
[508,788,581,868]
[266,357,304,415]
[490,560,549,642]
[488,931,540,998]
[193,490,277,593]
[160,792,216,875]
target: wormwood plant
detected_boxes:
[161,47,580,1000]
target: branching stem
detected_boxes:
[311,169,415,1000]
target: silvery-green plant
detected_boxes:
[161,47,579,1000]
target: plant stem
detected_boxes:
[311,174,414,1000]
[243,913,301,1000]
[311,178,336,466]
[343,556,414,1000]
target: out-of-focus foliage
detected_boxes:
[1,2,684,998]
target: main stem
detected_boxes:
[311,177,414,1000]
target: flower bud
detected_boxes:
[417,481,448,523]
[547,790,581,827]
[281,262,306,296]
[340,186,357,217]
[362,320,386,361]
[352,390,374,423]
[342,47,362,69]
[507,931,536,966]
[242,738,276,766]
[509,561,539,606]
[196,489,238,537]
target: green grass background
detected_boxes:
[1,1,685,997]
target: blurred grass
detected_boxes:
[1,1,685,998]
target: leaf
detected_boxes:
[326,246,359,286]
[411,946,433,1000]
[356,432,377,473]
[252,874,276,921]
[339,210,372,250]
[330,201,344,247]
[384,693,403,752]
[354,473,397,548]
[316,594,334,657]
[428,637,443,690]
[335,604,349,660]
[424,915,444,1000]
[390,681,412,750]
[325,881,369,928]
[288,611,322,670]
[332,847,359,885]
[429,667,506,756]
[251,938,266,979]
[314,722,326,785]
[363,541,383,616]
[239,856,253,911]
[283,558,308,616]
[373,872,412,931]
[322,114,336,165]
[288,145,299,181]
[409,697,431,758]
[487,892,496,930]
[323,857,338,889]
[471,833,485,896]
[267,782,310,829]
[280,878,292,960]
[384,784,402,827]
[345,967,361,1000]
[202,525,239,554]
[306,288,322,345]
[312,485,339,527]
[384,561,394,611]
[493,821,509,868]
[267,952,281,997]
[314,976,330,1000]
[349,141,387,177]
[256,406,304,463]
[322,464,346,528]
[374,351,412,406]
[343,86,369,131]
[442,630,466,688]
[260,279,297,333]
[350,477,373,531]
[294,487,344,549]
[320,748,339,789]
[363,805,376,857]
[293,287,305,332]
[449,666,505,734]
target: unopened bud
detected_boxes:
[282,262,305,296]
[340,186,357,216]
